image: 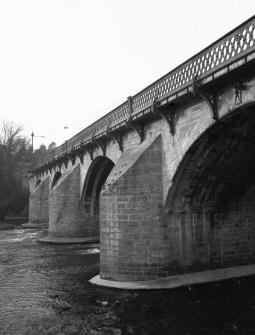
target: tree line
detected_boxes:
[0,120,56,175]
[0,120,56,218]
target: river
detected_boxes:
[1,226,255,335]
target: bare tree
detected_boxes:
[0,120,24,153]
[0,120,24,189]
[0,120,32,218]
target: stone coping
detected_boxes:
[38,235,100,245]
[21,222,49,229]
[89,264,255,290]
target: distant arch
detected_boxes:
[51,171,62,189]
[83,156,114,217]
[35,179,41,187]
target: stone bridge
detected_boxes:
[29,16,255,284]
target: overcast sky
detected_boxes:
[0,0,254,149]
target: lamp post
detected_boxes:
[31,132,46,153]
[64,126,68,151]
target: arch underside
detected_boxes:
[51,171,62,189]
[35,179,41,188]
[165,106,255,272]
[83,156,114,232]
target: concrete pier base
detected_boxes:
[89,264,255,290]
[38,235,100,245]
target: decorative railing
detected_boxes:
[34,15,255,170]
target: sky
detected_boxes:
[0,0,254,149]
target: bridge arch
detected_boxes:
[164,104,255,271]
[83,156,115,219]
[35,179,41,187]
[51,171,62,190]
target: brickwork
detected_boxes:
[100,134,167,281]
[49,163,97,237]
[30,73,255,282]
[162,107,255,275]
[29,176,49,225]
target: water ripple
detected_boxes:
[0,227,100,334]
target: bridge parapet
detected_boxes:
[132,16,255,113]
[32,15,255,172]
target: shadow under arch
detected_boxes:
[35,179,41,187]
[164,104,255,271]
[82,156,114,227]
[51,171,62,190]
[167,103,255,211]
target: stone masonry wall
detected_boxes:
[29,176,49,225]
[163,186,255,274]
[30,74,255,281]
[100,134,166,281]
[161,106,255,275]
[49,163,98,237]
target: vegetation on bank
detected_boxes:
[0,120,56,219]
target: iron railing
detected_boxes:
[34,15,255,170]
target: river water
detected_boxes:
[1,227,255,335]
